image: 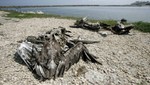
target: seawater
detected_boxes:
[2,6,150,22]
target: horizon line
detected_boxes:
[0,4,141,8]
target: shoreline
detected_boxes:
[1,6,150,23]
[1,10,150,33]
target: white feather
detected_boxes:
[35,64,46,78]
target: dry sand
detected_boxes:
[0,11,150,85]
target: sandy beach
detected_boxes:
[0,11,150,85]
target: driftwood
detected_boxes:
[16,27,101,80]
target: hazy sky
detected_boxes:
[0,0,149,6]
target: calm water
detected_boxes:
[2,6,150,22]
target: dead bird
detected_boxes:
[16,27,102,80]
[74,17,101,32]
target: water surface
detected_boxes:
[2,6,150,22]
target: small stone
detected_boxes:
[85,70,105,84]
[76,66,87,77]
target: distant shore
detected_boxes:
[0,5,149,8]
